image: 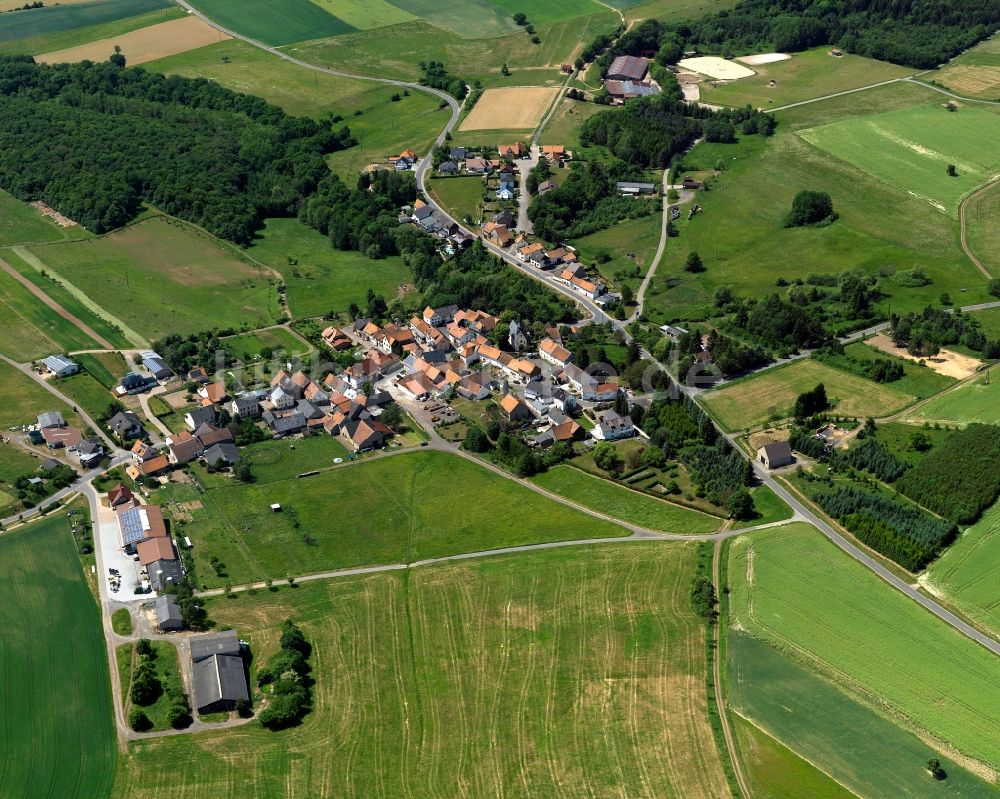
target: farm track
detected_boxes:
[958,176,1000,279]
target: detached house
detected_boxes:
[593,411,635,441]
[499,394,533,422]
[539,337,573,368]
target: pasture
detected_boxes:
[460,86,560,131]
[428,175,485,224]
[934,33,1000,101]
[26,217,280,339]
[166,449,629,588]
[971,306,1000,340]
[0,189,76,246]
[702,359,914,430]
[798,103,1000,217]
[77,351,128,389]
[113,543,729,798]
[729,631,997,797]
[0,0,170,43]
[530,464,723,533]
[621,0,740,21]
[224,327,312,362]
[0,362,76,428]
[308,0,416,29]
[538,97,604,151]
[385,0,604,38]
[729,523,1000,770]
[186,0,355,46]
[907,372,1000,426]
[0,515,117,797]
[249,218,412,319]
[37,15,227,65]
[926,499,1000,638]
[571,212,662,294]
[965,180,1000,277]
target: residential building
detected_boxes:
[184,405,217,431]
[204,442,240,466]
[539,337,573,368]
[167,430,204,464]
[758,441,794,469]
[465,157,490,174]
[537,180,555,195]
[423,304,459,326]
[108,411,144,439]
[499,394,533,421]
[107,483,132,508]
[438,159,459,174]
[42,426,81,449]
[321,326,352,351]
[187,367,209,383]
[232,394,262,418]
[117,372,157,395]
[41,354,79,378]
[498,143,523,158]
[199,382,227,404]
[593,411,635,441]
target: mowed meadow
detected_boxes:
[0,515,117,797]
[113,544,729,798]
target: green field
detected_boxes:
[119,640,187,731]
[926,499,1000,639]
[846,340,957,398]
[729,632,998,798]
[729,523,1000,770]
[0,0,170,43]
[26,217,280,340]
[799,103,1000,217]
[702,359,915,430]
[428,175,485,224]
[0,361,77,429]
[113,543,730,798]
[701,47,914,110]
[224,327,312,362]
[187,0,355,45]
[77,351,128,389]
[622,0,740,20]
[731,484,793,529]
[908,372,1000,426]
[965,181,1000,277]
[537,98,604,151]
[0,189,78,246]
[0,442,40,516]
[308,0,416,29]
[249,218,412,319]
[530,464,723,533]
[570,212,662,294]
[970,307,1000,340]
[0,514,117,796]
[933,33,1000,101]
[57,370,115,426]
[383,0,603,38]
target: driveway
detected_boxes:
[93,488,148,601]
[516,148,540,233]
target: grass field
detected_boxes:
[729,523,1000,770]
[907,372,1000,426]
[166,449,629,588]
[0,514,117,797]
[460,86,560,131]
[112,607,133,636]
[187,0,355,46]
[971,306,1000,340]
[729,631,997,797]
[57,370,115,425]
[964,180,1000,277]
[926,499,1000,639]
[26,217,280,339]
[113,543,729,798]
[224,327,312,362]
[0,443,40,516]
[623,0,739,21]
[570,212,662,294]
[384,0,604,38]
[799,103,1000,217]
[933,33,1000,101]
[731,484,793,529]
[0,361,76,429]
[0,189,78,246]
[0,0,170,43]
[537,98,604,151]
[248,218,411,319]
[428,175,485,224]
[700,47,913,109]
[702,359,914,430]
[530,464,723,533]
[309,0,416,29]
[846,340,957,398]
[77,351,128,389]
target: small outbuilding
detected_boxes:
[757,441,793,469]
[155,594,184,631]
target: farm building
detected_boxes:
[116,501,168,554]
[155,594,184,631]
[617,182,657,195]
[140,351,172,380]
[606,55,651,82]
[604,80,660,101]
[757,441,794,469]
[37,411,65,429]
[42,354,79,378]
[190,630,249,714]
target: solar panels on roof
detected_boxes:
[119,507,149,545]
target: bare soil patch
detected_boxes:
[30,201,77,227]
[864,333,981,379]
[36,16,228,66]
[737,52,791,66]
[459,86,560,132]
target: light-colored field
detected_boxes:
[863,333,981,378]
[460,86,559,131]
[906,371,1000,425]
[0,0,90,8]
[798,103,1000,217]
[113,544,729,798]
[308,0,416,29]
[729,523,1000,773]
[736,52,790,65]
[936,65,1000,98]
[0,188,77,246]
[678,56,754,80]
[702,359,914,431]
[36,15,227,65]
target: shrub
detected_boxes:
[128,708,152,732]
[168,704,192,729]
[785,190,835,227]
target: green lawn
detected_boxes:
[729,523,1000,770]
[870,421,953,466]
[112,543,729,798]
[0,189,78,245]
[0,0,171,45]
[224,327,312,362]
[700,47,914,110]
[57,371,115,427]
[26,217,280,340]
[731,484,793,529]
[166,449,629,588]
[112,607,133,636]
[702,359,915,431]
[187,0,355,45]
[970,306,1000,340]
[249,218,411,319]
[77,351,128,389]
[908,371,1000,426]
[120,640,188,731]
[0,361,77,429]
[428,175,486,224]
[530,464,722,533]
[728,631,997,798]
[537,97,604,151]
[926,499,1000,639]
[571,213,662,294]
[0,514,117,796]
[845,340,957,399]
[799,103,1000,218]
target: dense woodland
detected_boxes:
[591,2,1000,72]
[0,57,352,243]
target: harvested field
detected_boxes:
[736,52,791,65]
[460,86,560,131]
[0,0,88,7]
[936,65,1000,98]
[863,333,980,379]
[678,56,754,80]
[36,15,227,65]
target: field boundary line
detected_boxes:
[769,76,911,113]
[904,76,1000,107]
[958,176,1000,279]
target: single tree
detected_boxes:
[946,163,957,177]
[786,190,834,227]
[684,251,705,273]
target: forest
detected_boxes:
[0,57,351,243]
[590,2,1000,72]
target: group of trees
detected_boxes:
[153,329,236,374]
[786,190,836,227]
[257,619,312,730]
[128,638,192,731]
[730,293,827,353]
[0,57,351,243]
[890,306,994,357]
[704,329,767,376]
[793,383,829,419]
[418,61,467,100]
[813,341,905,384]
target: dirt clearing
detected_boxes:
[678,56,755,80]
[863,333,981,379]
[36,16,228,66]
[459,86,560,132]
[737,53,791,65]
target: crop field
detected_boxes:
[530,464,723,533]
[37,15,227,65]
[224,327,312,362]
[729,523,1000,771]
[249,218,412,319]
[799,104,1000,217]
[0,189,77,246]
[186,0,355,46]
[0,515,117,797]
[702,359,914,430]
[644,83,990,324]
[166,450,629,588]
[0,0,170,43]
[728,632,997,797]
[460,86,560,131]
[113,543,729,798]
[907,372,1000,426]
[926,500,1000,639]
[0,5,182,55]
[26,217,280,340]
[308,0,416,29]
[700,47,913,109]
[428,175,485,224]
[934,33,1000,100]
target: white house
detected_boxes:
[593,411,635,441]
[270,386,296,410]
[538,337,573,368]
